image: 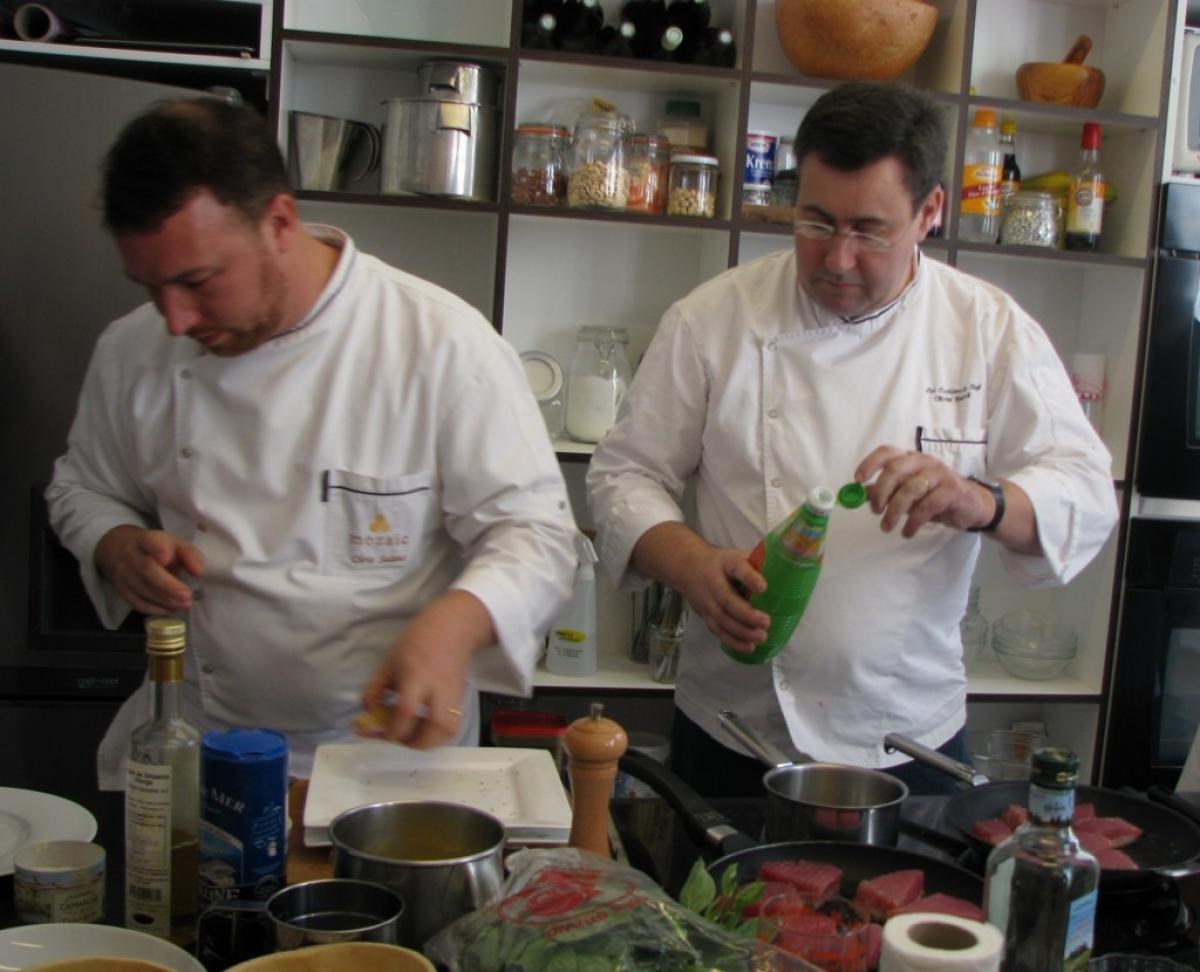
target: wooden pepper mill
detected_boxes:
[563,702,628,857]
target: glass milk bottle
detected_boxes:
[565,326,633,443]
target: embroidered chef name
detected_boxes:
[348,513,409,565]
[926,382,981,403]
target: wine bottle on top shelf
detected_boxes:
[649,24,684,60]
[523,11,558,49]
[692,26,735,66]
[557,0,604,52]
[598,19,637,57]
[623,0,668,58]
[666,0,710,60]
[522,0,563,26]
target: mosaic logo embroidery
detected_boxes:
[349,512,409,566]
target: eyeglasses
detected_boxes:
[792,220,896,251]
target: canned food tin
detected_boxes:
[14,840,105,923]
[199,728,288,906]
[744,131,777,188]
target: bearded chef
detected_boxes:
[46,96,577,789]
[587,82,1118,797]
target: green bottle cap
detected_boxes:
[837,483,867,509]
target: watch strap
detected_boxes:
[966,476,1005,533]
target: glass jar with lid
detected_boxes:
[667,154,718,218]
[1000,189,1063,248]
[626,133,670,215]
[657,98,708,154]
[565,326,633,443]
[567,110,631,210]
[510,123,570,207]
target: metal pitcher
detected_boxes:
[287,110,381,192]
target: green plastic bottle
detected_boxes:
[723,483,865,665]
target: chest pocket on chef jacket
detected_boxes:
[915,426,988,478]
[322,469,436,575]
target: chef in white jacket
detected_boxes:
[588,82,1118,796]
[46,97,577,789]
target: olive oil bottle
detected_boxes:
[125,617,200,945]
[984,748,1100,971]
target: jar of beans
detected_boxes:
[667,154,718,218]
[626,134,670,215]
[567,110,631,210]
[999,190,1063,248]
[511,123,570,207]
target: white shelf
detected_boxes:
[966,651,1100,698]
[0,38,269,73]
[533,639,668,691]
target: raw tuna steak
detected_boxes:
[758,860,842,901]
[853,868,924,921]
[1076,831,1112,855]
[1074,816,1143,848]
[1001,803,1029,830]
[890,892,984,922]
[1091,845,1138,871]
[1074,803,1096,822]
[972,818,1013,845]
[866,922,883,967]
[741,880,802,918]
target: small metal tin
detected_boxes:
[744,131,778,188]
[199,728,288,907]
[14,840,105,923]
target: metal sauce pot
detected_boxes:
[719,711,908,846]
[329,800,505,950]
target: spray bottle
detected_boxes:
[722,483,865,665]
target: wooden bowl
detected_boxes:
[775,0,939,81]
[1016,62,1105,108]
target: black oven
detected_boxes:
[1104,517,1200,789]
[3,485,145,701]
[1136,181,1200,500]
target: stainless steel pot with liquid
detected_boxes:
[381,61,500,201]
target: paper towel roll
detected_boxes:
[879,913,1003,972]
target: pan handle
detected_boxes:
[884,732,987,787]
[718,710,812,767]
[616,749,754,856]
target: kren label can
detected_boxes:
[198,728,288,906]
[744,131,778,188]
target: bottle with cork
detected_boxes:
[125,617,200,945]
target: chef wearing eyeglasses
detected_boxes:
[587,82,1117,797]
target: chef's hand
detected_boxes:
[631,522,770,655]
[94,524,203,615]
[855,446,996,538]
[359,589,494,750]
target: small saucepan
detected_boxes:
[714,710,908,846]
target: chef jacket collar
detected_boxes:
[797,246,924,333]
[269,224,354,343]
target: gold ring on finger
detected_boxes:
[447,707,463,717]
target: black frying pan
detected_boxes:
[618,749,983,905]
[943,781,1200,888]
[884,734,1200,889]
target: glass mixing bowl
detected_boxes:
[992,610,1077,680]
[966,728,1053,781]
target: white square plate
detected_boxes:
[303,743,572,847]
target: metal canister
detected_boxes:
[198,728,288,906]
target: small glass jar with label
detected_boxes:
[626,133,670,215]
[566,326,633,443]
[1000,190,1062,248]
[667,154,718,218]
[510,123,570,207]
[567,110,631,210]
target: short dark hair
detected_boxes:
[793,82,946,212]
[102,97,288,234]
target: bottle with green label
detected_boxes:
[723,483,864,665]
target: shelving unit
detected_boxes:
[2,0,1173,773]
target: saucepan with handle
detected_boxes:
[715,710,909,847]
[885,732,1200,891]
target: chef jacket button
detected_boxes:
[180,447,193,459]
[201,663,215,675]
[768,408,780,419]
[196,522,207,533]
[771,477,782,487]
[180,368,193,380]
[767,341,777,352]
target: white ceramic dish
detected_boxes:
[0,922,204,971]
[303,743,572,847]
[0,787,97,877]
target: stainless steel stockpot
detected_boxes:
[329,800,505,950]
[416,60,500,107]
[380,96,498,200]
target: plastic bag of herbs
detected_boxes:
[424,847,820,971]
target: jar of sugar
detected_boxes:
[565,326,632,444]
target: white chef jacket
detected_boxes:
[47,227,577,789]
[587,248,1118,769]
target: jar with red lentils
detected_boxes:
[626,133,670,215]
[510,123,570,207]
